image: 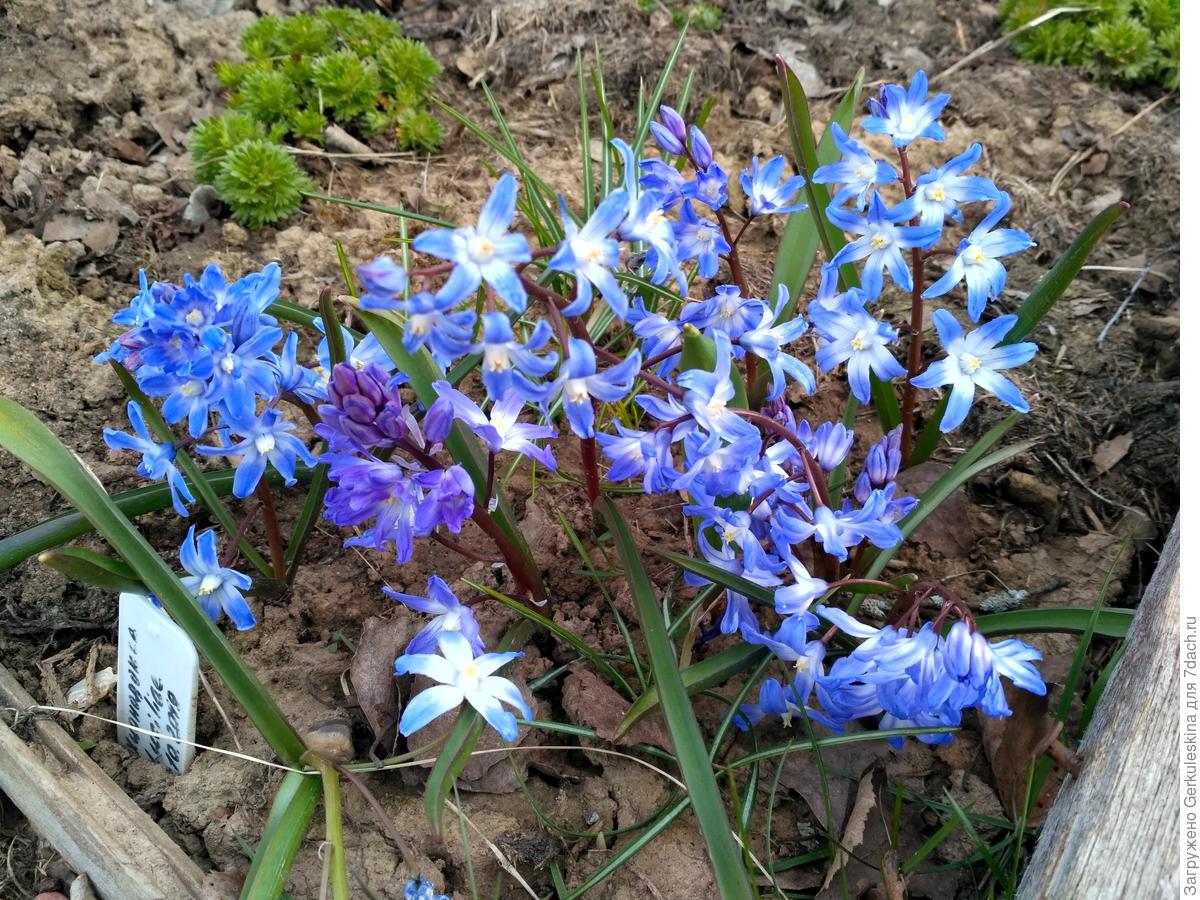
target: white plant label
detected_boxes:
[116,592,199,774]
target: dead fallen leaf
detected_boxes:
[1068,296,1106,317]
[1080,151,1108,175]
[1092,433,1134,474]
[775,722,891,828]
[349,612,415,742]
[981,685,1065,825]
[560,668,673,752]
[896,462,975,557]
[821,764,879,891]
[108,136,149,166]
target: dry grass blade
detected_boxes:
[444,797,539,899]
[933,7,1090,83]
[821,769,877,891]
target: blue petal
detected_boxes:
[399,684,464,735]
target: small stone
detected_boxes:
[182,184,221,228]
[300,717,354,763]
[222,220,248,246]
[131,183,164,205]
[1003,471,1060,523]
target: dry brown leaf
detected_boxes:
[980,685,1065,825]
[776,723,891,828]
[1080,151,1108,175]
[1092,433,1134,474]
[821,765,878,891]
[349,612,415,742]
[560,668,673,751]
[896,462,975,558]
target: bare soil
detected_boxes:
[0,0,1179,898]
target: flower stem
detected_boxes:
[580,436,601,506]
[253,481,287,581]
[715,208,758,389]
[308,756,350,900]
[429,531,504,565]
[895,146,926,466]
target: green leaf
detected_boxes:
[577,51,595,219]
[630,27,689,158]
[1003,201,1128,345]
[973,606,1133,639]
[679,323,747,407]
[561,797,692,899]
[0,466,312,572]
[907,394,949,466]
[618,643,769,736]
[1054,536,1129,722]
[727,726,958,769]
[0,397,307,765]
[599,497,755,900]
[775,60,859,279]
[38,547,145,595]
[301,190,453,227]
[655,547,775,606]
[590,48,616,198]
[239,772,321,900]
[770,68,864,321]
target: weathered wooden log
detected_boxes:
[1016,518,1179,899]
[0,663,207,900]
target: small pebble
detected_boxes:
[300,717,354,762]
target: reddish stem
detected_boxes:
[896,146,925,465]
[253,482,287,581]
[580,437,601,506]
[429,531,505,565]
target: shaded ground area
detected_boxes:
[0,0,1179,897]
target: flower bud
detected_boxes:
[689,125,714,169]
[422,396,454,445]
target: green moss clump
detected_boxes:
[213,140,313,231]
[190,8,444,229]
[999,0,1178,88]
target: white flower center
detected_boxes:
[927,184,946,202]
[254,433,276,455]
[900,113,917,132]
[185,309,203,326]
[565,379,590,403]
[486,347,512,373]
[966,246,987,265]
[704,397,726,418]
[647,209,667,227]
[850,330,870,351]
[869,231,891,250]
[220,355,236,374]
[471,236,495,261]
[855,163,874,181]
[180,382,201,397]
[410,313,432,336]
[962,353,982,374]
[198,573,222,596]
